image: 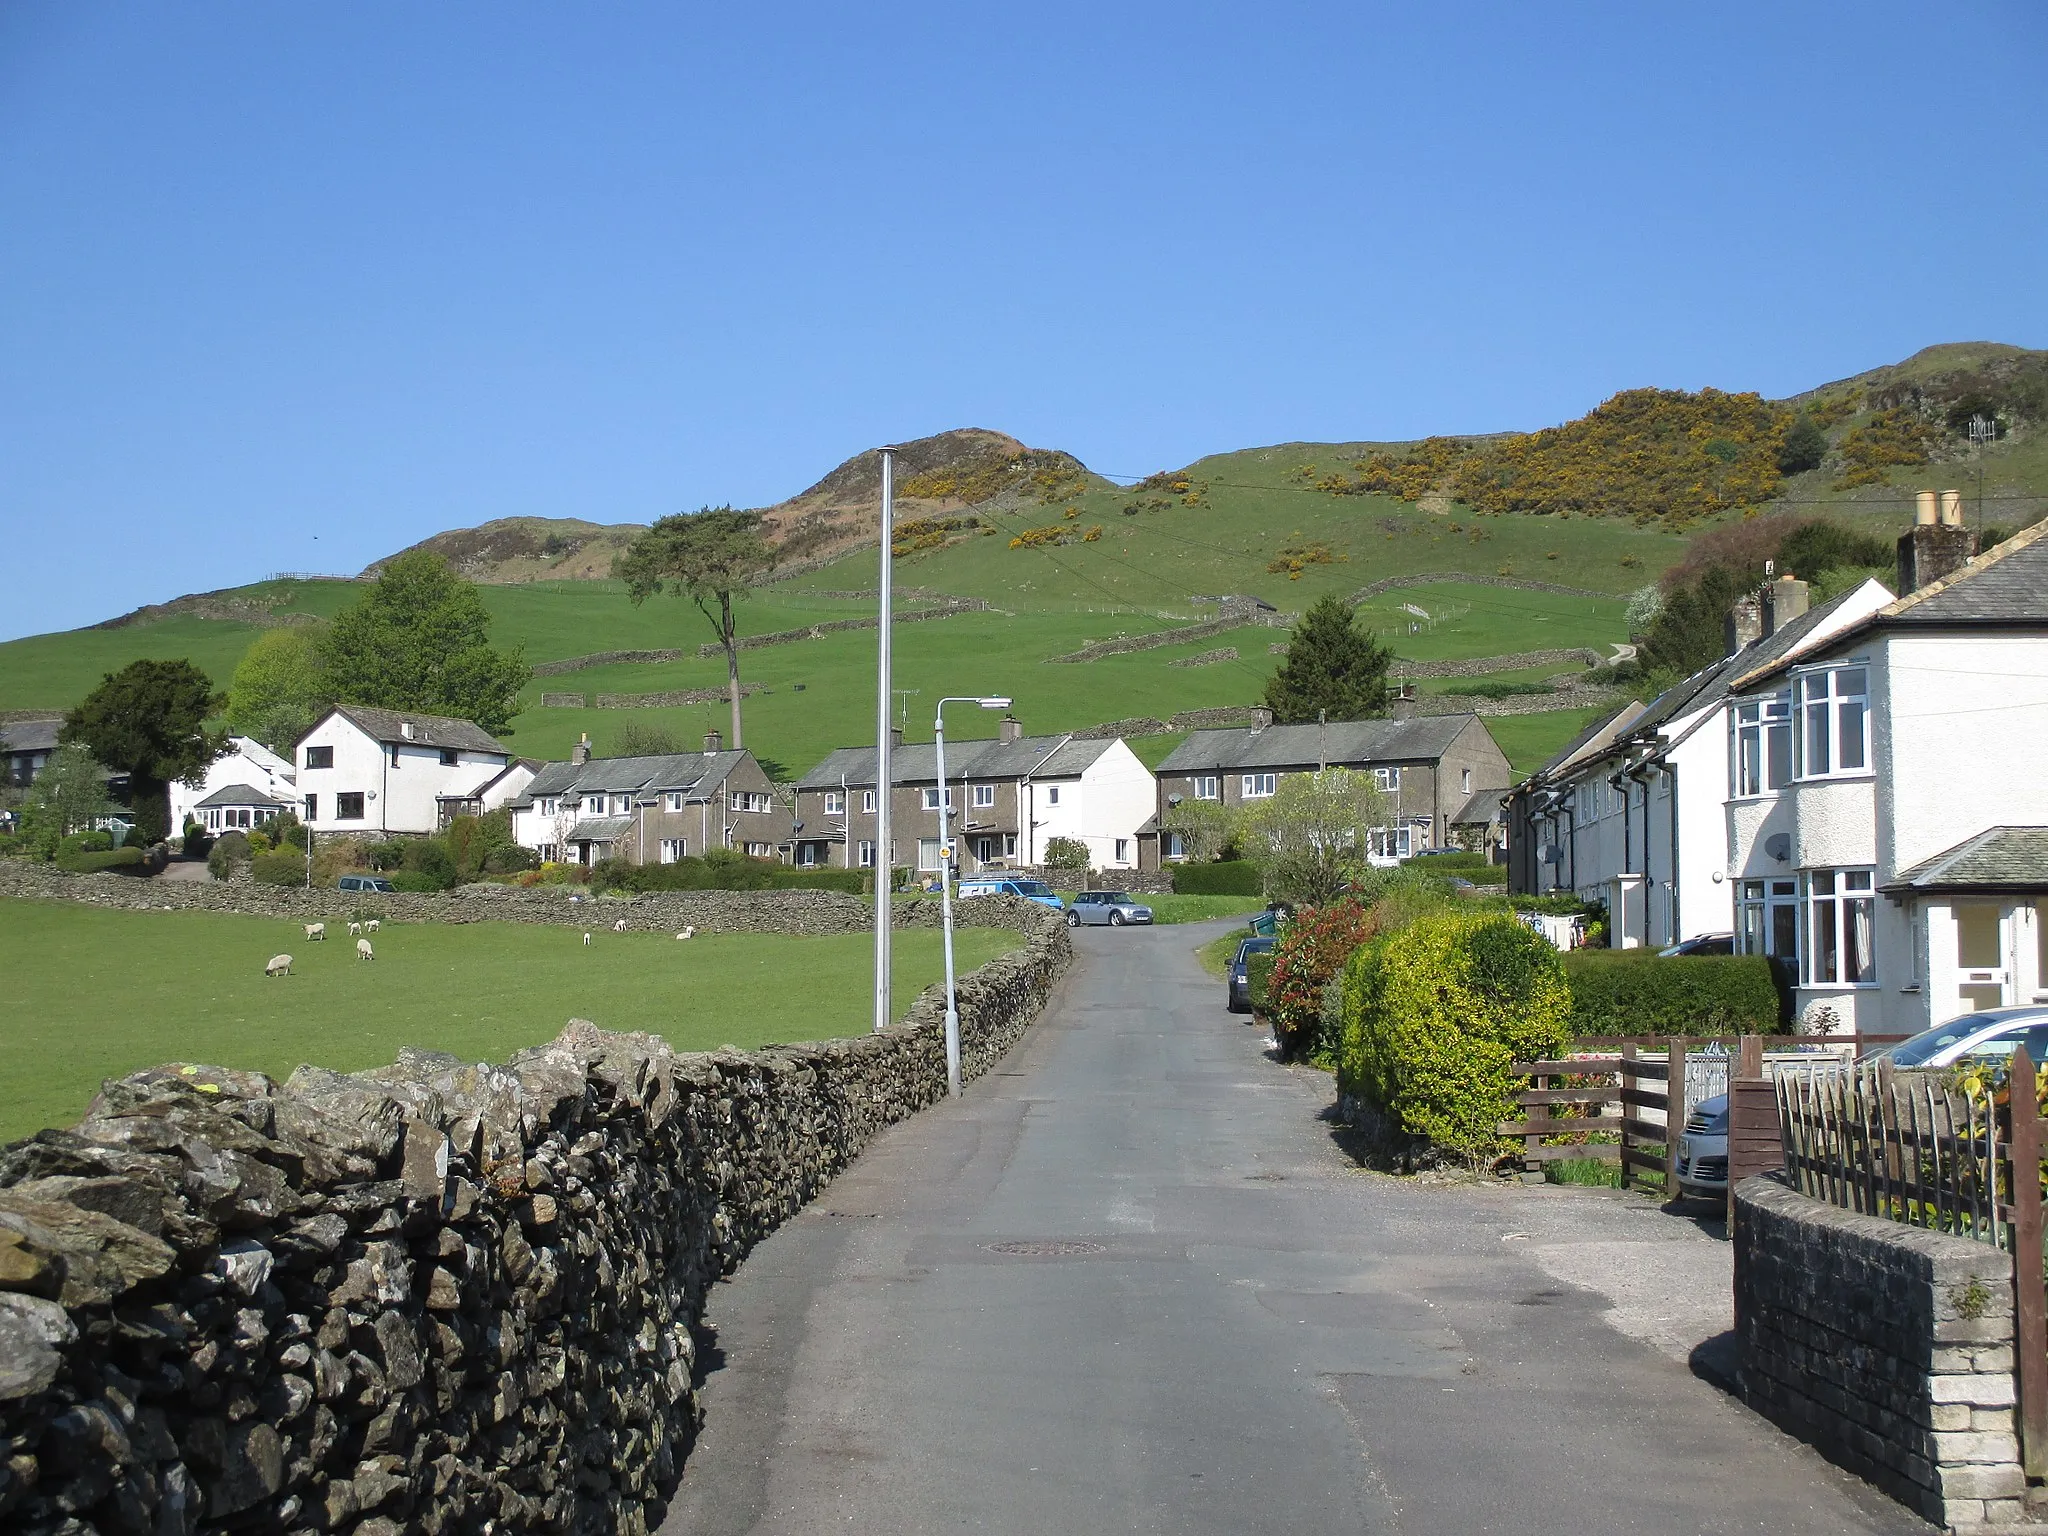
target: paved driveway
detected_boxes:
[661,920,1927,1535]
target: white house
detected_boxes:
[1721,518,2048,1037]
[170,736,299,835]
[1509,574,1893,948]
[293,706,525,837]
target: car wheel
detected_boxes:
[1109,910,1125,926]
[1066,910,1080,927]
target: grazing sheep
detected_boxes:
[365,919,380,933]
[356,937,374,961]
[582,932,592,946]
[265,954,292,977]
[613,918,628,933]
[676,926,695,940]
[347,922,361,937]
[304,923,325,941]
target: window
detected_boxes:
[1114,838,1129,863]
[1374,767,1401,792]
[538,843,558,864]
[660,838,684,863]
[336,792,365,821]
[1732,692,1793,796]
[972,835,997,862]
[663,792,683,812]
[1368,826,1412,860]
[972,783,995,809]
[1795,667,1869,779]
[1461,768,1472,795]
[440,748,460,767]
[858,840,876,868]
[744,841,772,858]
[917,838,942,871]
[734,791,771,813]
[539,797,558,818]
[823,791,845,816]
[1737,879,1800,962]
[862,789,876,814]
[796,844,819,867]
[922,787,953,811]
[1242,773,1276,799]
[1805,869,1875,985]
[389,744,402,767]
[1194,776,1220,801]
[1046,785,1061,806]
[303,795,318,822]
[304,746,333,770]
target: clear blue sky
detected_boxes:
[3,2,2044,641]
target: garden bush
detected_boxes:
[387,869,456,893]
[1042,837,1090,872]
[589,852,865,895]
[58,830,114,858]
[1245,951,1277,1013]
[1562,951,1786,1036]
[368,841,410,872]
[54,846,147,875]
[401,839,459,888]
[1340,911,1573,1168]
[1265,898,1379,1062]
[1171,860,1263,896]
[207,830,251,881]
[251,849,309,886]
[483,843,541,875]
[180,821,214,859]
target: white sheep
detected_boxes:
[265,954,292,977]
[676,926,695,940]
[582,932,592,946]
[613,918,628,933]
[356,937,374,961]
[347,922,361,937]
[365,919,380,933]
[304,923,325,941]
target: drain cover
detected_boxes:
[983,1239,1107,1257]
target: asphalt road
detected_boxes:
[660,920,1928,1535]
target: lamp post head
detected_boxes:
[978,696,1013,709]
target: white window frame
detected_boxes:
[1803,868,1875,986]
[1046,785,1061,806]
[1374,767,1401,792]
[1736,877,1800,963]
[665,792,684,812]
[1114,838,1129,863]
[917,837,942,871]
[538,842,558,864]
[857,839,876,869]
[659,838,684,863]
[1194,776,1220,801]
[1793,665,1871,781]
[972,783,995,809]
[743,840,772,858]
[1732,691,1794,798]
[1242,773,1276,799]
[862,789,876,814]
[823,791,845,816]
[1368,826,1411,860]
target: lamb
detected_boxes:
[613,918,628,933]
[304,923,325,941]
[582,932,592,946]
[365,919,380,933]
[347,922,361,937]
[265,954,292,977]
[675,926,695,940]
[356,937,374,961]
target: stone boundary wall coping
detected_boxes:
[0,879,1071,1536]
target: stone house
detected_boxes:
[1719,517,2048,1037]
[1153,710,1511,863]
[507,731,792,866]
[293,706,530,838]
[0,717,60,787]
[793,718,1158,874]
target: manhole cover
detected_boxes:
[983,1240,1107,1257]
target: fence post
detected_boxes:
[2010,1046,2047,1480]
[1726,1035,1776,1227]
[1666,1037,1685,1200]
[1619,1043,1637,1191]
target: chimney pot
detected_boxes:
[1724,593,1763,656]
[1940,489,1964,527]
[1896,524,1978,595]
[703,728,723,753]
[1762,575,1809,637]
[1916,490,1939,526]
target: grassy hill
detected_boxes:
[7,343,2042,780]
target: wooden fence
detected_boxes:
[1774,1048,2048,1478]
[1502,1038,1709,1187]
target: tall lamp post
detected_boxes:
[873,448,897,1035]
[934,694,1012,1097]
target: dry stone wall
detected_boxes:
[0,903,1069,1536]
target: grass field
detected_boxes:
[0,900,1020,1143]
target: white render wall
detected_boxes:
[1024,740,1157,869]
[169,737,298,832]
[296,715,509,836]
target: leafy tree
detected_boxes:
[225,627,331,750]
[1264,594,1392,724]
[15,742,119,858]
[1637,564,1751,681]
[323,552,529,734]
[1777,413,1828,475]
[608,721,686,758]
[1042,836,1090,871]
[1239,766,1389,905]
[62,659,226,844]
[615,508,779,748]
[1161,795,1236,864]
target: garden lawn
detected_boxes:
[0,900,1020,1143]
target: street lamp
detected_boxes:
[934,694,1013,1097]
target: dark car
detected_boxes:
[1228,935,1277,1014]
[337,874,395,895]
[1659,932,1734,957]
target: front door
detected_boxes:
[1956,903,2011,1012]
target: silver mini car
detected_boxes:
[1066,890,1154,927]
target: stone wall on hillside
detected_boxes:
[0,912,1070,1536]
[0,861,1044,938]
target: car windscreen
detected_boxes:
[1012,881,1054,897]
[1885,1013,2010,1067]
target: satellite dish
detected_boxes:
[1764,833,1791,862]
[1540,845,1564,866]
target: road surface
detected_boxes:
[661,920,1926,1535]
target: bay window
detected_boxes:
[1795,667,1869,779]
[1732,692,1792,797]
[1804,869,1875,985]
[1736,878,1799,962]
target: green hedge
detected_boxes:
[590,855,865,895]
[251,850,309,886]
[1563,952,1786,1036]
[54,847,146,875]
[1172,860,1263,896]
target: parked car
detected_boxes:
[955,877,1066,912]
[1658,932,1734,957]
[1675,1093,1728,1199]
[1227,935,1277,1014]
[1067,890,1154,927]
[337,874,396,894]
[1865,1006,2048,1070]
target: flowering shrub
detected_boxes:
[1264,898,1380,1061]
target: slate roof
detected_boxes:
[328,706,508,754]
[564,816,634,843]
[795,734,1115,791]
[1886,827,2048,894]
[1526,700,1647,782]
[194,783,291,809]
[1450,788,1505,826]
[0,718,62,755]
[1154,715,1480,776]
[508,751,746,808]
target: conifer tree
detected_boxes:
[1263,594,1391,723]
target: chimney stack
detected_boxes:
[890,724,904,749]
[703,728,723,753]
[1250,706,1273,732]
[999,714,1023,745]
[571,733,591,767]
[1761,574,1809,637]
[1897,523,1978,595]
[1724,593,1763,656]
[1391,683,1418,720]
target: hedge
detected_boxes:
[589,856,865,895]
[1562,951,1786,1036]
[251,849,310,886]
[1340,910,1573,1167]
[1172,860,1263,896]
[54,846,147,876]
